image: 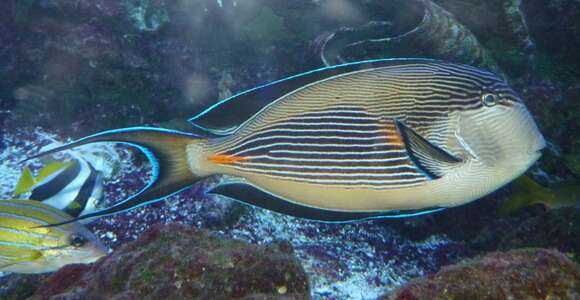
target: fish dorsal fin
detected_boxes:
[188,58,438,135]
[14,167,35,195]
[395,119,461,179]
[36,161,74,183]
[209,179,446,222]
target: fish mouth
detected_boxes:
[527,136,547,155]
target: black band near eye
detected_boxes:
[482,93,498,107]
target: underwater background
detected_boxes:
[0,0,579,299]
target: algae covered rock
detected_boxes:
[0,273,48,300]
[497,209,580,261]
[29,223,310,300]
[383,248,580,300]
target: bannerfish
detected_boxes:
[497,176,580,216]
[26,59,546,224]
[0,200,106,273]
[15,158,103,220]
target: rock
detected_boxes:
[383,248,580,300]
[29,223,310,300]
[0,273,48,300]
[497,209,580,261]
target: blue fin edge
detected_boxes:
[187,57,437,135]
[209,179,446,224]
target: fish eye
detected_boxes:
[70,233,86,247]
[481,93,498,107]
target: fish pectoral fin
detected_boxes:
[15,167,35,195]
[395,119,461,179]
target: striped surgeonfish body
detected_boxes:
[15,158,104,220]
[27,59,546,224]
[0,200,106,273]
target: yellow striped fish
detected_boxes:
[0,200,106,273]
[26,59,546,224]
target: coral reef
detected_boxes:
[384,248,580,299]
[29,223,310,299]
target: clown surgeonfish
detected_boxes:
[26,58,546,225]
[0,200,106,273]
[15,158,103,220]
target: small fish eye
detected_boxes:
[481,93,498,107]
[70,233,86,247]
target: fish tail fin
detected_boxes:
[497,176,555,216]
[14,167,35,195]
[26,127,205,225]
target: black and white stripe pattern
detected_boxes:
[29,159,102,218]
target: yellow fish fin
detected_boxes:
[497,176,555,216]
[0,250,42,270]
[67,201,82,210]
[14,167,35,195]
[36,160,74,183]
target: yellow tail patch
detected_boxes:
[208,154,248,165]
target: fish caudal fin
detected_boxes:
[25,127,203,225]
[14,167,35,196]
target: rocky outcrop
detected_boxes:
[29,223,310,300]
[383,248,580,300]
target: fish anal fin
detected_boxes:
[210,181,445,222]
[395,119,461,179]
[15,167,35,195]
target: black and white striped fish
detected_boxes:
[26,58,546,224]
[15,158,103,220]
